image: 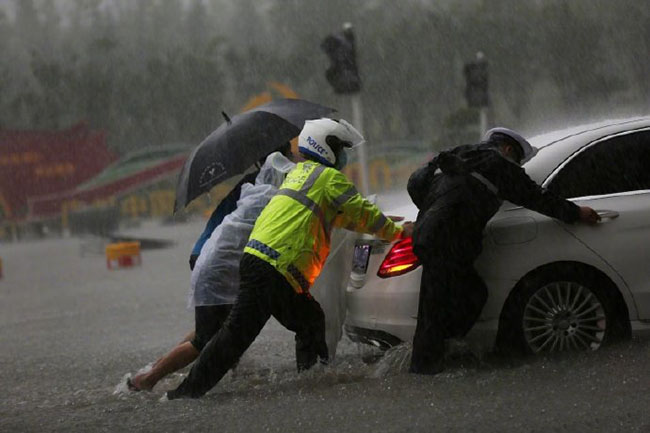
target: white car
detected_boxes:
[344,117,650,355]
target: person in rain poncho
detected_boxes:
[167,118,413,399]
[188,172,259,271]
[127,148,294,391]
[406,128,601,375]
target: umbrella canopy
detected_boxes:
[174,98,335,212]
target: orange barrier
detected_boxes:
[106,242,141,269]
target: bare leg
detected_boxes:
[179,330,196,344]
[132,341,199,391]
[148,331,196,371]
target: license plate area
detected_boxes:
[352,244,372,274]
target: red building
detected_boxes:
[0,122,116,221]
[27,146,189,221]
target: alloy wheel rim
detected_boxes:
[522,281,606,353]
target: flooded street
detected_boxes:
[1,219,649,433]
[2,1,650,432]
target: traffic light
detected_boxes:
[463,57,488,108]
[321,25,361,94]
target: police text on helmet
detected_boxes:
[306,136,329,155]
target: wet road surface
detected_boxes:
[1,220,648,432]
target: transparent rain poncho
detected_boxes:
[188,152,295,307]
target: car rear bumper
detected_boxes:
[344,324,403,349]
[344,233,502,354]
[344,319,501,354]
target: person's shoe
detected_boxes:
[126,375,154,392]
[295,348,317,372]
[165,389,180,400]
[126,377,142,392]
[166,385,203,400]
[445,338,472,359]
[166,390,201,400]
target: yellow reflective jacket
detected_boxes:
[244,161,403,293]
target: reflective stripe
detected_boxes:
[437,164,499,195]
[300,164,326,193]
[276,188,329,236]
[470,172,499,195]
[246,239,280,260]
[369,213,388,232]
[332,185,358,209]
[287,264,310,292]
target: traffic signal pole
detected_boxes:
[477,52,489,138]
[321,23,369,195]
[464,51,489,139]
[479,107,488,138]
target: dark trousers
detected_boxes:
[409,260,488,374]
[190,304,233,352]
[168,254,328,399]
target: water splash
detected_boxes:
[112,373,133,395]
[370,343,412,378]
[112,363,154,396]
[111,338,485,400]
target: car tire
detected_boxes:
[496,264,630,356]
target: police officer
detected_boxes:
[168,118,413,399]
[407,127,600,375]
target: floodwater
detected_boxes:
[1,219,649,433]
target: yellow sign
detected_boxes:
[106,241,141,269]
[240,82,299,112]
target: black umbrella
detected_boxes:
[174,98,336,212]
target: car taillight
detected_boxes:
[377,236,420,278]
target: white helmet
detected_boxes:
[298,118,365,166]
[484,127,538,163]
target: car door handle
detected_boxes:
[597,210,619,221]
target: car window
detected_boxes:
[547,130,650,198]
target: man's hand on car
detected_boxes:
[579,206,601,225]
[400,221,414,238]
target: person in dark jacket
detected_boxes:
[407,127,600,375]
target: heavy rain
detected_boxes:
[1,1,649,432]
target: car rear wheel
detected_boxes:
[522,281,606,353]
[497,264,629,356]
